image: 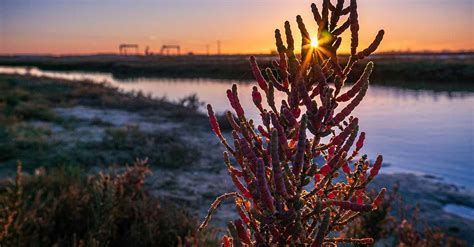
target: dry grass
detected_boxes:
[0,161,218,246]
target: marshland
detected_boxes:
[1,53,473,244]
[1,0,473,246]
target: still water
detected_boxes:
[1,66,473,187]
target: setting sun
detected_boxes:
[310,37,319,48]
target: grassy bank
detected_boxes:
[0,74,222,246]
[0,54,473,87]
[0,161,218,246]
[0,74,206,170]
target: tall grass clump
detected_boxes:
[0,161,215,246]
[200,1,387,245]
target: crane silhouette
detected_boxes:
[119,44,139,55]
[160,45,180,55]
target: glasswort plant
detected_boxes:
[200,1,386,246]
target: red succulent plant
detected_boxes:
[200,1,386,245]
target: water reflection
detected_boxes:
[1,66,473,187]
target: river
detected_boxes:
[1,66,473,188]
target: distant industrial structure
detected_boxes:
[118,44,139,55]
[118,40,221,56]
[160,45,181,55]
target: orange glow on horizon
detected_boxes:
[0,1,472,55]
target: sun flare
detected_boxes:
[310,37,319,48]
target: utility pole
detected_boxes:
[217,40,221,55]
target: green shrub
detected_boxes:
[0,127,16,161]
[100,125,200,168]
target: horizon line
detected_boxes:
[1,50,473,57]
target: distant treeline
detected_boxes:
[0,54,472,87]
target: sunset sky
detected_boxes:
[1,0,472,55]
